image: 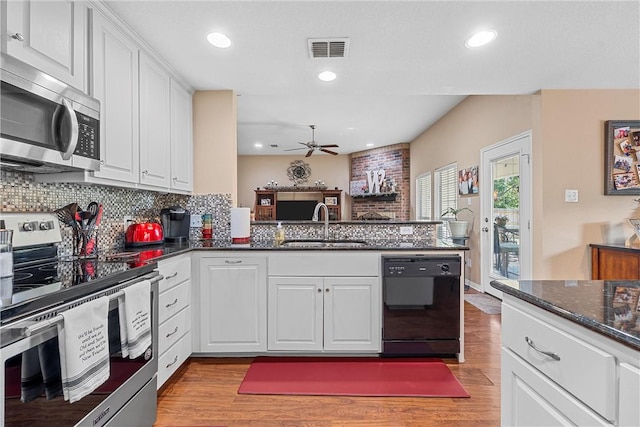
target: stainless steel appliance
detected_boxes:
[382,255,462,356]
[160,207,190,244]
[0,53,100,173]
[0,213,161,427]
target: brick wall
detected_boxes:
[350,144,410,220]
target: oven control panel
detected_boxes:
[383,255,461,277]
[0,212,62,248]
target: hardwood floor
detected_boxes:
[155,300,502,427]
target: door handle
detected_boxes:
[482,227,489,232]
[54,99,79,160]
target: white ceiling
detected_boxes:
[104,0,640,156]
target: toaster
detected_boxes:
[125,222,164,247]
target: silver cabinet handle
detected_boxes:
[317,288,322,293]
[166,326,179,338]
[165,298,178,308]
[166,355,178,368]
[165,272,178,279]
[12,33,24,41]
[173,177,178,182]
[142,170,148,175]
[100,159,105,165]
[225,260,242,264]
[525,336,561,361]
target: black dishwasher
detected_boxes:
[382,255,461,356]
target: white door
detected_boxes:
[480,132,532,298]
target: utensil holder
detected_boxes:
[73,227,98,258]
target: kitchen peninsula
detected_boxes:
[491,279,640,427]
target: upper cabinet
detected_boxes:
[31,2,193,194]
[4,0,86,90]
[90,8,140,183]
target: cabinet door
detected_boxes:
[5,0,85,90]
[169,79,193,192]
[199,257,267,352]
[501,348,612,427]
[324,277,380,352]
[619,363,640,427]
[268,277,323,351]
[593,248,640,279]
[90,9,140,183]
[139,52,171,188]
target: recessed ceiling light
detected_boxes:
[465,29,497,48]
[318,71,337,82]
[254,143,263,148]
[207,32,231,48]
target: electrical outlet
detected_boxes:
[399,226,413,235]
[190,214,202,228]
[123,215,134,231]
[465,258,472,268]
[565,189,579,203]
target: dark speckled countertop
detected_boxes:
[491,279,640,351]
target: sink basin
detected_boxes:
[280,239,368,248]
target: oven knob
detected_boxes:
[441,264,450,273]
[22,222,33,231]
[39,222,50,230]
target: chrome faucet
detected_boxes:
[312,202,329,240]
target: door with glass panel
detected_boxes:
[480,132,532,298]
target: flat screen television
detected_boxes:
[276,200,318,221]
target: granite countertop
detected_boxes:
[491,279,640,351]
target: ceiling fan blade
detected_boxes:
[283,147,307,151]
[305,149,314,157]
[320,148,339,155]
[319,144,339,148]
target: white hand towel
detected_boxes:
[117,280,151,359]
[57,296,110,403]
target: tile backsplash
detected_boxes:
[0,170,232,252]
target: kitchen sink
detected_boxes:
[280,239,368,248]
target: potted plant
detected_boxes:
[495,215,508,227]
[441,207,473,238]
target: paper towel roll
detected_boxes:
[230,208,251,244]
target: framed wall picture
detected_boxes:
[605,120,640,195]
[325,196,338,206]
[260,198,271,206]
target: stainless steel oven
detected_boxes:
[0,213,161,427]
[0,53,100,173]
[382,255,462,356]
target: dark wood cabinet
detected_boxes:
[591,244,640,279]
[253,189,342,221]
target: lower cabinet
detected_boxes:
[501,295,639,427]
[198,256,267,352]
[268,276,380,352]
[156,254,191,389]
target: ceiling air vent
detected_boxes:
[308,38,349,58]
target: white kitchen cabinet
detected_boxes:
[169,79,193,192]
[4,0,86,90]
[89,8,140,183]
[156,254,192,389]
[197,256,267,353]
[139,52,171,188]
[268,276,380,352]
[501,295,639,427]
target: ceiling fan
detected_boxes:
[284,125,339,157]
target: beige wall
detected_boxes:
[410,90,640,284]
[410,95,537,285]
[539,89,640,278]
[192,90,237,200]
[238,155,351,217]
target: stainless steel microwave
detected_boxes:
[0,53,100,173]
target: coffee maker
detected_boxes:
[160,206,190,243]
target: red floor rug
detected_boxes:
[238,357,470,398]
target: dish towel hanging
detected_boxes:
[57,296,110,403]
[117,280,151,359]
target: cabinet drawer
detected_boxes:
[502,303,616,421]
[159,280,190,323]
[158,255,191,293]
[157,331,191,389]
[159,306,191,355]
[269,253,378,276]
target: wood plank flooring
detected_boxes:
[155,300,502,427]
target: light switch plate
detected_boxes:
[399,226,413,235]
[565,189,579,203]
[190,214,202,228]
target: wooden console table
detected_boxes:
[590,243,640,279]
[254,189,342,221]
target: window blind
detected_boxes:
[416,173,432,220]
[435,163,457,237]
